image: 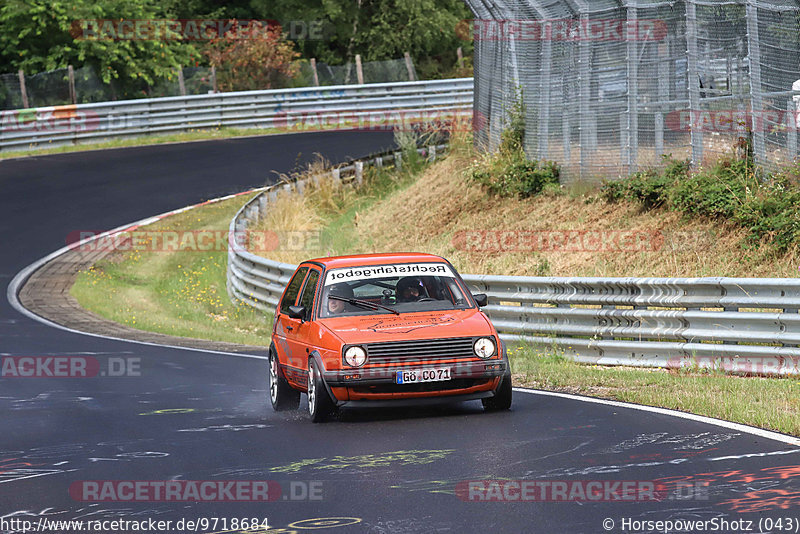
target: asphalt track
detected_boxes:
[1,130,800,534]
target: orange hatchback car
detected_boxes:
[268,253,512,422]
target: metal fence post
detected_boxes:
[685,1,703,166]
[578,12,593,180]
[626,5,639,173]
[538,37,552,160]
[789,100,798,161]
[745,1,766,167]
[656,41,669,158]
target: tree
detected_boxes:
[0,0,199,98]
[204,22,300,91]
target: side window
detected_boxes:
[280,267,309,315]
[298,269,320,321]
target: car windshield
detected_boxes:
[319,262,472,317]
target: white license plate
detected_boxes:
[396,367,451,384]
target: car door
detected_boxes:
[273,266,308,384]
[283,267,321,388]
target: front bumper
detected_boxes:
[319,358,509,406]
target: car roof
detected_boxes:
[304,252,448,270]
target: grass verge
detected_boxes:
[70,193,272,346]
[509,345,800,437]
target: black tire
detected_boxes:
[269,348,300,411]
[482,370,512,411]
[307,358,335,423]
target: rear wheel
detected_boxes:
[269,348,300,411]
[307,358,335,423]
[482,370,512,411]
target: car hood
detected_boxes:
[317,308,495,345]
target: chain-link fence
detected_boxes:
[1,56,419,111]
[464,0,800,181]
[294,57,418,86]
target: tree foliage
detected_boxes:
[204,23,300,92]
[0,0,200,97]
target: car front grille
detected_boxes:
[364,337,476,365]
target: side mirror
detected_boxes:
[472,293,488,307]
[287,305,306,321]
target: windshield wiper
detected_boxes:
[328,295,400,315]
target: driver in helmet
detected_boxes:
[326,283,354,315]
[395,277,425,303]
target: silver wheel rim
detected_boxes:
[269,356,278,404]
[307,363,316,416]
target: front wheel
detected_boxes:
[482,370,512,411]
[307,358,335,423]
[269,348,300,411]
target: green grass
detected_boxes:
[509,344,800,436]
[71,193,273,346]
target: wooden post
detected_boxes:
[457,47,464,67]
[355,161,364,185]
[355,54,364,85]
[68,65,76,104]
[177,67,186,96]
[404,52,416,81]
[18,70,29,108]
[310,58,320,86]
[210,65,218,93]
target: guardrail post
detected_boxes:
[429,145,437,161]
[332,167,341,183]
[394,152,402,170]
[355,161,364,185]
[375,156,383,169]
[210,66,218,93]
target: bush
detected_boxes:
[472,157,560,198]
[601,152,800,254]
[669,157,751,219]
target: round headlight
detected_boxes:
[344,346,367,367]
[474,337,496,359]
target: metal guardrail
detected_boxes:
[227,149,800,376]
[0,78,473,152]
[227,143,447,312]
